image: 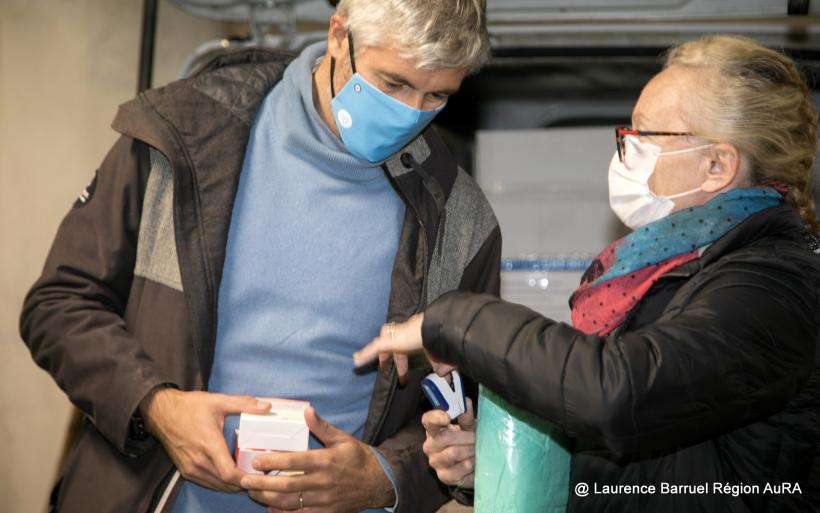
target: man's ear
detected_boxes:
[701,143,741,193]
[326,14,349,61]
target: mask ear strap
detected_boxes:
[330,57,336,98]
[659,143,713,157]
[330,31,356,99]
[664,186,702,200]
[347,31,357,74]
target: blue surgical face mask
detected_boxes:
[330,33,446,163]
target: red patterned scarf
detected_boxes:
[570,187,782,335]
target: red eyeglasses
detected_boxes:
[615,126,694,163]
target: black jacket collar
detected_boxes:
[663,202,807,280]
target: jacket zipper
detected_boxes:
[150,107,217,390]
[383,161,432,314]
[150,470,180,513]
[367,166,431,444]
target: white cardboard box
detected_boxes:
[234,398,310,475]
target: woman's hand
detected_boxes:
[354,314,457,383]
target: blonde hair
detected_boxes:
[665,35,820,232]
[336,0,489,73]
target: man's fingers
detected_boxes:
[251,447,326,473]
[182,452,241,492]
[170,433,240,492]
[216,393,272,415]
[247,490,300,510]
[252,452,313,474]
[189,473,240,493]
[304,406,348,446]
[181,462,221,490]
[457,397,476,431]
[242,471,329,493]
[246,414,396,511]
[208,441,244,488]
[182,427,242,490]
[247,489,291,509]
[249,489,329,511]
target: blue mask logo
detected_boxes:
[330,33,446,163]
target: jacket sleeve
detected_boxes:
[19,136,176,456]
[374,225,502,512]
[421,253,818,456]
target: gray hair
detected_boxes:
[336,0,490,73]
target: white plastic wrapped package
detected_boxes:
[474,386,571,513]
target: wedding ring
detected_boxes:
[387,322,396,341]
[298,491,304,510]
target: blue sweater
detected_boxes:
[172,42,405,513]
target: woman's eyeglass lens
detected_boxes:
[615,126,694,163]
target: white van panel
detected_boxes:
[475,128,627,323]
[475,127,623,257]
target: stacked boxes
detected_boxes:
[234,398,310,475]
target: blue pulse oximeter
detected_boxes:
[421,370,467,420]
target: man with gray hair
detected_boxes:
[20,1,499,512]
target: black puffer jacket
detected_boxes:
[422,204,820,513]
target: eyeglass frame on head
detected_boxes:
[615,126,695,163]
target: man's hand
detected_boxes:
[241,406,395,513]
[140,388,271,492]
[422,398,476,488]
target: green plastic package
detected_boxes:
[474,386,571,513]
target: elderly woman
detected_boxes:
[355,35,820,512]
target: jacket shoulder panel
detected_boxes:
[190,58,292,126]
[426,168,498,305]
[188,48,294,125]
[134,148,183,292]
[115,49,295,139]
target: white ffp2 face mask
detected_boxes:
[608,135,712,229]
